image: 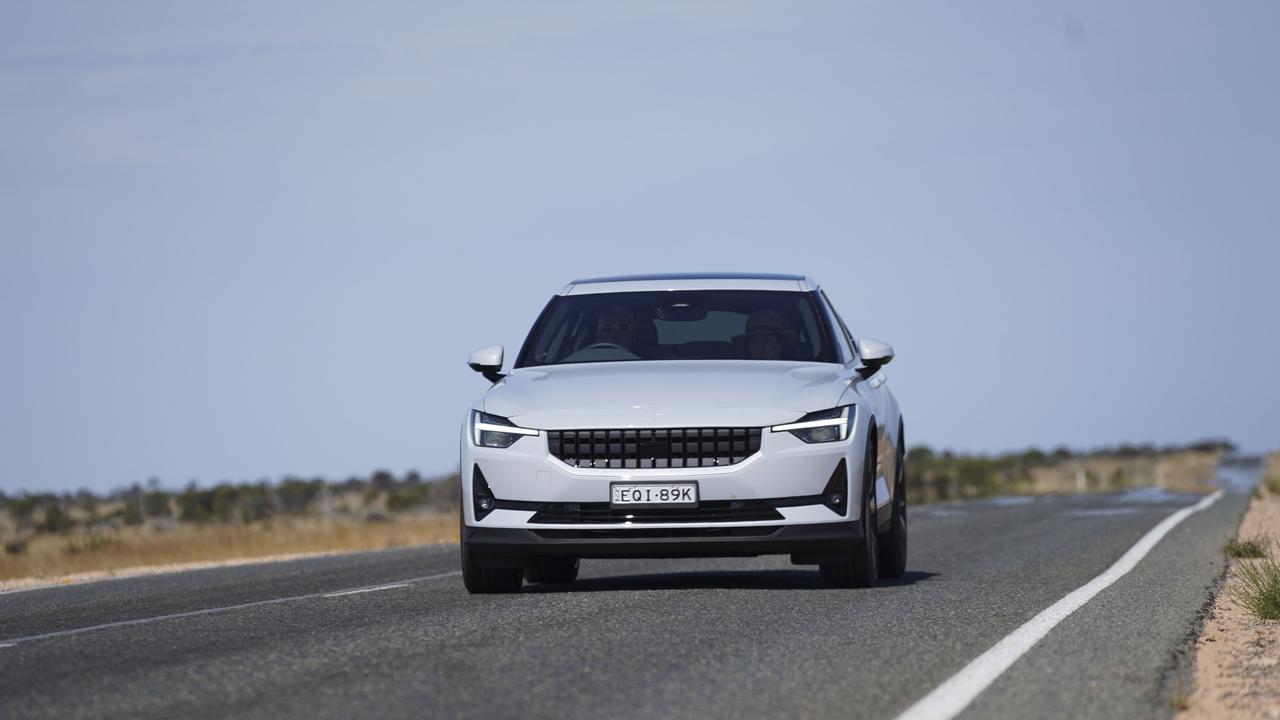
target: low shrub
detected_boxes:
[62,533,120,555]
[1231,549,1280,620]
[386,486,429,513]
[1225,535,1268,559]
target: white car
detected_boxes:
[459,273,905,593]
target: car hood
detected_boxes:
[484,361,849,429]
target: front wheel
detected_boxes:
[820,435,880,588]
[461,542,523,594]
[878,432,908,579]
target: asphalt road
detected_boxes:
[0,466,1256,720]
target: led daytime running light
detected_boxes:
[770,416,846,433]
[770,406,849,434]
[474,422,539,436]
[471,410,539,447]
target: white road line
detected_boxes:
[0,570,461,647]
[322,583,411,598]
[895,489,1225,720]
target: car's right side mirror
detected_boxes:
[468,344,505,383]
[856,337,894,378]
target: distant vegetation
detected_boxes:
[1,469,459,542]
[0,439,1235,542]
[0,439,1236,582]
[902,439,1233,503]
[0,470,461,582]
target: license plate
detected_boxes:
[610,482,698,508]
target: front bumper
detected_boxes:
[459,409,872,533]
[462,520,863,565]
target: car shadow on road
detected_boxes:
[523,569,938,593]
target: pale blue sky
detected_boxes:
[2,1,1277,493]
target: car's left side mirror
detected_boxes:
[468,344,505,383]
[856,337,894,379]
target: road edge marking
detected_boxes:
[322,583,412,598]
[0,570,461,647]
[895,489,1226,720]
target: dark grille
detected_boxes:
[529,500,783,524]
[531,526,780,540]
[547,427,762,469]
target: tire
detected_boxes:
[524,556,580,584]
[820,432,880,588]
[878,425,908,579]
[461,542,523,593]
[459,506,523,594]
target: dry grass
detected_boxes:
[0,512,458,583]
[1231,549,1280,620]
[1028,450,1220,495]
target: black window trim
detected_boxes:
[817,289,858,365]
[514,296,558,369]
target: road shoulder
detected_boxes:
[1182,474,1280,719]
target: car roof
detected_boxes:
[560,272,819,296]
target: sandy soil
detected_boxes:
[1182,485,1280,719]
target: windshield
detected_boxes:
[515,290,839,367]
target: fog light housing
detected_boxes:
[472,465,497,520]
[822,459,849,515]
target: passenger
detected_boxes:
[742,310,795,360]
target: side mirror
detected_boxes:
[856,337,894,379]
[468,344,505,384]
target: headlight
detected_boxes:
[471,410,539,448]
[770,405,854,444]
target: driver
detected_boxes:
[595,306,639,351]
[742,310,795,360]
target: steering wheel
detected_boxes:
[582,342,628,351]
